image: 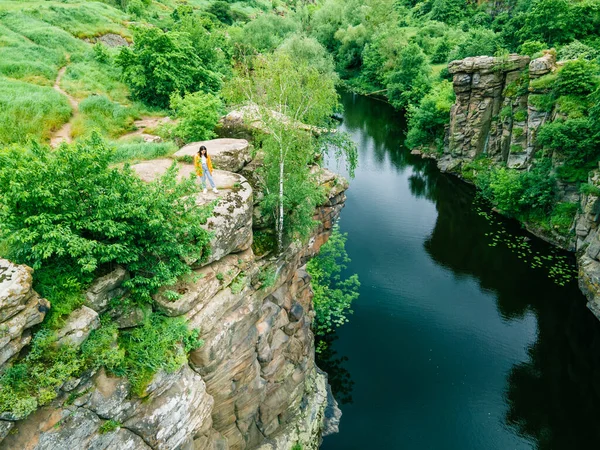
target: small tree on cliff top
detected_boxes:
[225,48,342,251]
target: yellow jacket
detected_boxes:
[194,154,214,177]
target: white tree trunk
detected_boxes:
[278,146,284,252]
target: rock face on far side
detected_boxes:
[174,139,252,173]
[0,259,50,369]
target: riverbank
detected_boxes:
[322,90,600,450]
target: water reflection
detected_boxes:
[322,91,600,449]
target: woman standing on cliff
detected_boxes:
[194,145,218,194]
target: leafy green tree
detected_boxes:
[226,50,338,249]
[170,91,223,142]
[207,1,234,25]
[555,59,599,97]
[448,28,503,61]
[406,80,455,150]
[386,44,431,110]
[306,225,360,336]
[519,0,574,45]
[116,27,222,108]
[0,135,212,303]
[428,0,466,24]
[537,118,600,181]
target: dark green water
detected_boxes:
[320,92,600,450]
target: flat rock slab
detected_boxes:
[174,138,251,173]
[130,159,254,266]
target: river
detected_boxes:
[319,92,600,450]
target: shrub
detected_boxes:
[476,160,556,216]
[306,225,360,337]
[537,118,600,182]
[405,80,454,149]
[386,44,431,110]
[519,40,547,56]
[0,135,213,303]
[559,40,600,61]
[550,202,578,234]
[555,59,600,97]
[170,91,223,142]
[116,27,222,108]
[117,313,202,396]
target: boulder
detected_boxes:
[85,266,129,313]
[174,139,251,173]
[0,259,50,368]
[56,306,100,347]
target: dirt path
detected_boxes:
[50,64,79,148]
[118,116,173,141]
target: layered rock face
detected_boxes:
[440,53,556,172]
[0,259,50,369]
[0,139,346,450]
[439,53,600,321]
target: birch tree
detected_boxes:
[226,43,342,251]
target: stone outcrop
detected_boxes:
[436,52,600,322]
[174,139,252,173]
[0,259,50,369]
[0,138,346,450]
[438,52,561,173]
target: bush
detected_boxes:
[519,40,547,56]
[0,135,213,303]
[550,202,578,234]
[537,118,600,182]
[117,313,202,396]
[559,40,600,61]
[386,44,431,110]
[448,28,503,61]
[170,91,223,142]
[116,27,222,108]
[207,1,234,25]
[476,160,556,217]
[306,225,360,337]
[555,59,599,97]
[405,80,454,150]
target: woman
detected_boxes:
[194,145,218,194]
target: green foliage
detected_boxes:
[116,313,202,396]
[0,135,212,304]
[116,26,222,108]
[448,28,503,61]
[0,78,71,144]
[306,225,360,336]
[386,44,431,110]
[230,271,247,294]
[475,160,556,217]
[207,1,234,25]
[519,40,547,56]
[405,80,454,150]
[257,266,277,289]
[549,202,578,235]
[555,59,599,97]
[169,91,223,142]
[99,420,122,434]
[110,140,177,164]
[559,40,600,61]
[519,0,575,45]
[580,183,600,196]
[72,95,138,139]
[231,14,299,54]
[428,0,465,24]
[537,118,600,182]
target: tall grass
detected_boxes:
[61,50,130,102]
[110,139,178,163]
[0,77,71,144]
[71,95,139,139]
[0,24,65,85]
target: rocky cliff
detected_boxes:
[0,138,347,450]
[436,53,600,322]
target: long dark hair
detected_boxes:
[198,145,208,156]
